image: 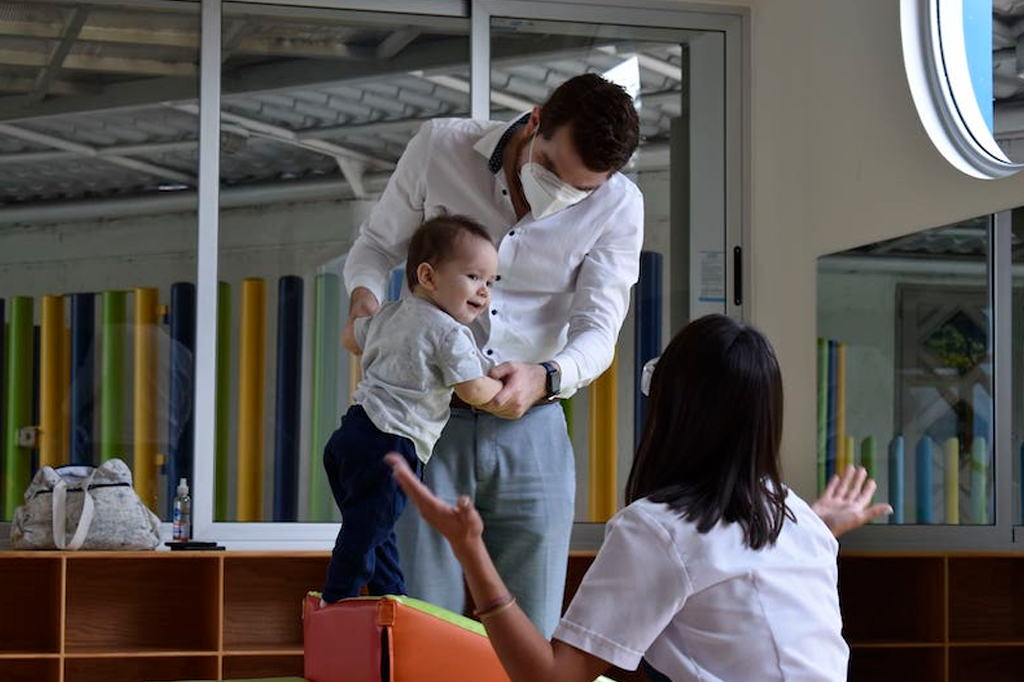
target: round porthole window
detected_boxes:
[902,0,1024,178]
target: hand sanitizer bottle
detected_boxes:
[173,478,192,542]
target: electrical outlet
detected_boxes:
[17,427,38,448]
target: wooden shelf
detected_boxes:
[948,557,1024,643]
[222,555,328,650]
[848,645,945,682]
[5,549,1023,682]
[949,645,1024,682]
[222,653,305,679]
[64,654,219,682]
[65,556,221,653]
[0,550,330,681]
[0,555,62,653]
[839,552,1024,682]
[0,657,60,682]
[839,555,946,645]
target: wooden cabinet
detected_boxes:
[0,551,327,682]
[8,549,1020,682]
[841,553,1024,682]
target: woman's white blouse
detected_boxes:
[553,493,849,682]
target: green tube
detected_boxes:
[309,274,340,521]
[561,397,574,440]
[100,292,126,463]
[860,435,878,481]
[4,297,34,520]
[970,436,987,524]
[215,282,232,521]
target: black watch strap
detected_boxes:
[540,361,560,399]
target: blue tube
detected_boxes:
[274,276,304,522]
[916,437,932,524]
[69,293,95,466]
[633,252,662,450]
[888,435,904,524]
[167,282,196,516]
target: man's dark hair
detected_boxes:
[538,73,640,173]
[406,214,493,291]
[625,315,793,550]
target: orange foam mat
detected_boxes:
[304,594,509,682]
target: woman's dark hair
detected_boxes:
[625,315,792,550]
[538,73,640,173]
[406,214,493,291]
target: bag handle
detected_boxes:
[52,473,96,551]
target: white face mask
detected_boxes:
[518,134,593,220]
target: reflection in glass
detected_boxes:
[817,217,994,525]
[992,3,1024,163]
[488,19,714,521]
[0,1,200,522]
[215,7,471,522]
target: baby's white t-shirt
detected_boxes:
[352,295,490,463]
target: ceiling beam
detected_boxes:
[0,122,195,184]
[33,7,91,102]
[0,34,599,123]
[169,102,393,169]
[0,76,99,97]
[376,29,421,59]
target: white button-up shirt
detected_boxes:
[343,116,644,395]
[554,494,849,682]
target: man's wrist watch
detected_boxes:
[540,361,561,400]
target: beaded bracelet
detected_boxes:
[473,593,514,617]
[478,597,518,622]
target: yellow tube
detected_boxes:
[237,278,267,522]
[133,288,159,511]
[588,351,618,522]
[40,295,65,468]
[945,438,959,524]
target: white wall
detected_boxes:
[671,0,1024,498]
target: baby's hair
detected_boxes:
[406,214,494,291]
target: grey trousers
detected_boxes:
[395,402,576,638]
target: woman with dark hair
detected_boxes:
[388,315,886,682]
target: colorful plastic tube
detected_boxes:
[133,287,159,512]
[633,251,662,451]
[40,295,65,468]
[3,297,33,520]
[70,293,95,466]
[889,436,904,524]
[309,273,340,521]
[237,278,267,522]
[100,291,126,463]
[817,338,828,493]
[274,276,303,522]
[970,436,987,524]
[215,282,231,520]
[168,282,196,517]
[916,437,932,524]
[944,438,959,524]
[589,351,618,522]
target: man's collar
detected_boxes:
[472,112,531,174]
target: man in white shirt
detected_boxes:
[342,73,643,638]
